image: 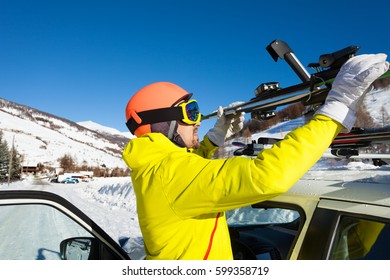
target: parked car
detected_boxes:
[0,177,389,260]
[228,178,390,260]
[61,177,79,184]
[49,177,59,183]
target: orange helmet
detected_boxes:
[125,82,192,137]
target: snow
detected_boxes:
[365,88,390,125]
[78,120,134,139]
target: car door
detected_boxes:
[298,199,390,260]
[0,190,130,260]
[227,201,306,260]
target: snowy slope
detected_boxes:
[365,87,390,125]
[78,120,134,139]
[0,98,132,168]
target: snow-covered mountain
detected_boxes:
[365,87,390,125]
[0,98,134,168]
[77,120,133,139]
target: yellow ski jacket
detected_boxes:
[122,115,342,260]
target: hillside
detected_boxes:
[0,98,133,169]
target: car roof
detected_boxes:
[281,179,390,207]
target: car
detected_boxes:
[0,190,130,260]
[0,176,389,260]
[49,178,59,183]
[61,177,79,184]
[228,178,390,260]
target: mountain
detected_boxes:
[365,87,390,126]
[0,98,133,169]
[77,120,133,139]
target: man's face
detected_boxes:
[176,122,201,149]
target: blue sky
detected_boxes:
[1,0,389,138]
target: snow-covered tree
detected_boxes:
[9,146,22,181]
[0,131,10,181]
[0,131,23,182]
[380,106,390,127]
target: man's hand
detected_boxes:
[315,53,389,131]
[206,106,245,146]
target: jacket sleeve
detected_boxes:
[192,135,219,159]
[163,115,343,218]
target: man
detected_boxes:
[123,54,388,260]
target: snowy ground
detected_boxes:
[1,156,389,260]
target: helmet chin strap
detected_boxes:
[167,120,177,140]
[170,121,187,148]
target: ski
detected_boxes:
[331,127,390,149]
[322,151,390,166]
[232,126,390,166]
[201,40,390,121]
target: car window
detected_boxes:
[226,205,302,260]
[227,206,300,225]
[0,204,93,260]
[329,216,390,260]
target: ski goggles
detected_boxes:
[126,99,201,134]
[177,99,201,124]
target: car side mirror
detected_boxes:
[60,237,99,260]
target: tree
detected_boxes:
[355,104,376,128]
[0,132,9,182]
[9,146,22,181]
[380,106,390,127]
[0,132,23,182]
[242,127,252,141]
[58,154,76,172]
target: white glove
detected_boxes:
[315,53,389,131]
[206,106,245,146]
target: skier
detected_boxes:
[122,53,389,260]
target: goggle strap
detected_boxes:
[126,107,183,134]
